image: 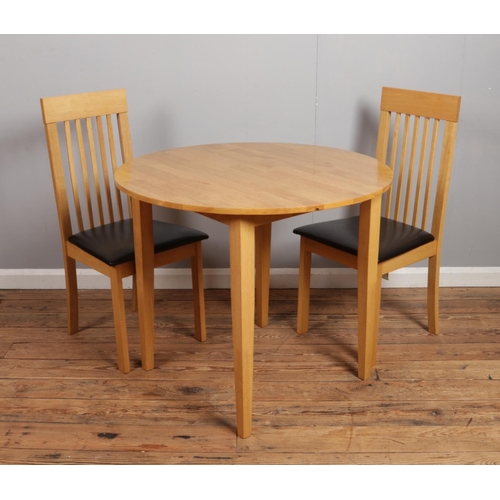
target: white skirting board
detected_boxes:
[1,267,500,289]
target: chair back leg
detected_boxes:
[64,256,79,335]
[297,237,312,335]
[255,223,272,328]
[131,274,138,313]
[191,241,207,342]
[427,255,440,335]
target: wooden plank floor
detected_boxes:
[0,286,499,464]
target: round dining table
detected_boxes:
[115,142,393,438]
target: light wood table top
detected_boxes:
[115,142,393,439]
[115,142,392,215]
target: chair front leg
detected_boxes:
[370,274,382,369]
[297,237,312,335]
[191,241,207,342]
[110,268,131,374]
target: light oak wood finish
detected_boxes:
[0,287,499,464]
[255,223,272,328]
[40,89,207,374]
[296,87,461,380]
[115,143,392,437]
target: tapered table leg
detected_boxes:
[255,222,272,328]
[357,196,382,380]
[229,218,256,438]
[132,199,155,371]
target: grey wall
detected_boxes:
[1,35,499,270]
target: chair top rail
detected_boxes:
[381,87,461,122]
[41,89,128,124]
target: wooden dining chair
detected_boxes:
[40,89,209,374]
[293,87,461,379]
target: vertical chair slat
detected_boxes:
[384,112,401,218]
[64,121,84,233]
[117,112,134,162]
[412,117,430,227]
[431,121,459,239]
[375,110,391,218]
[45,122,74,242]
[75,119,94,229]
[394,114,410,221]
[86,117,105,226]
[96,116,115,223]
[117,112,134,217]
[107,114,124,220]
[421,119,440,230]
[403,115,420,224]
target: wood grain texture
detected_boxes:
[40,89,207,374]
[114,143,393,215]
[0,287,499,464]
[115,142,393,437]
[296,87,462,381]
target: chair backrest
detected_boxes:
[375,87,461,240]
[40,89,133,241]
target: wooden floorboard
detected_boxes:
[0,287,499,464]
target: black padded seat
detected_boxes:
[69,219,209,267]
[293,216,435,263]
